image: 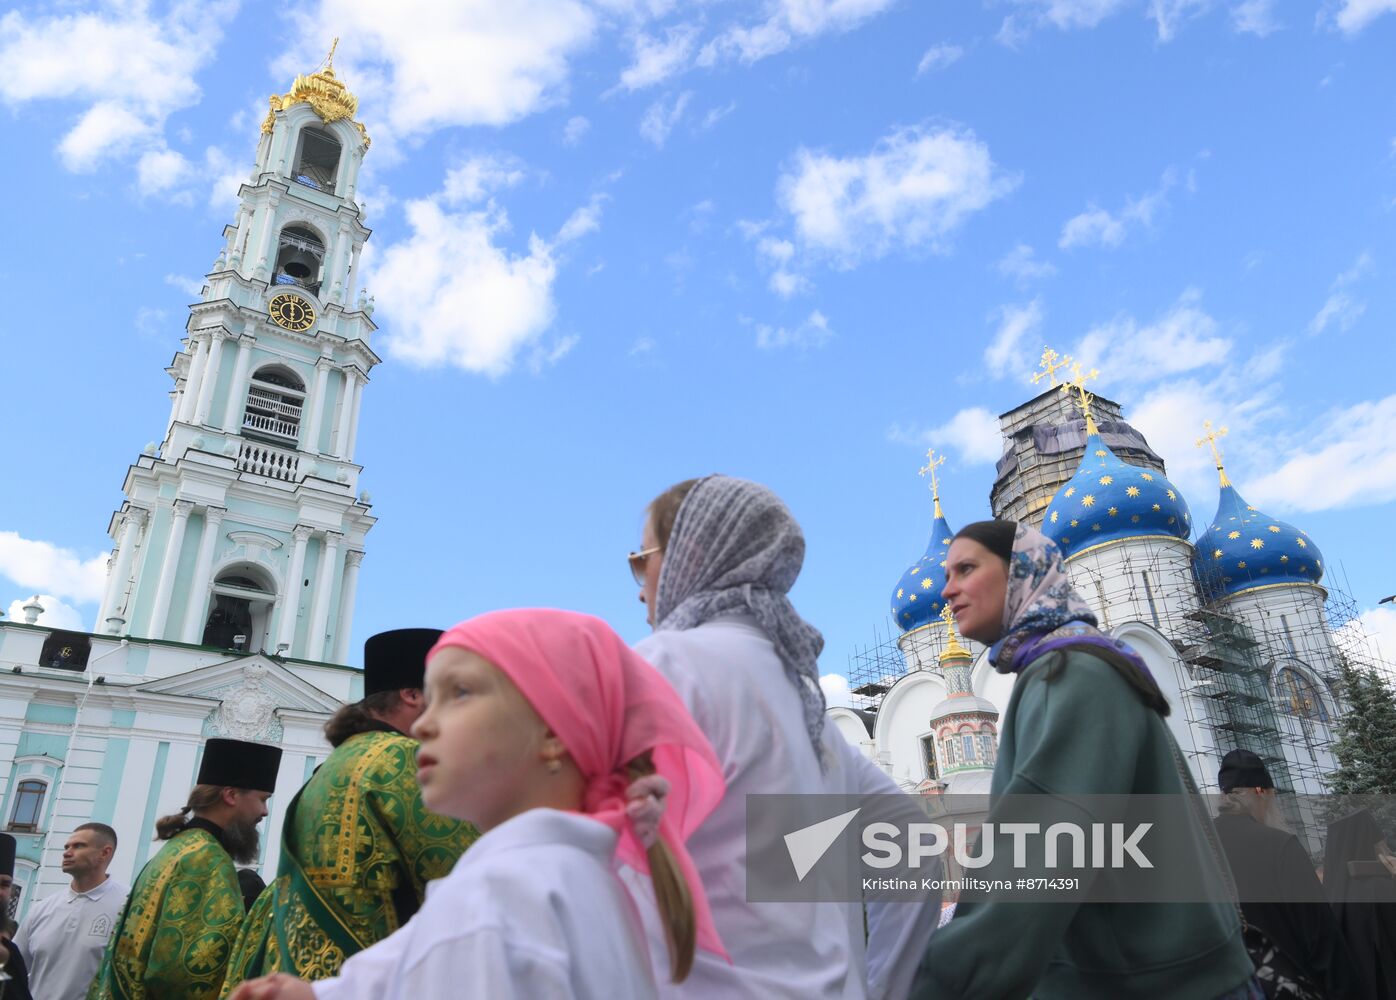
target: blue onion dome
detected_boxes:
[891,507,954,633]
[1193,481,1324,601]
[1041,429,1192,560]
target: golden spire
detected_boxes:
[1060,361,1100,436]
[1195,420,1232,488]
[919,448,946,519]
[1032,346,1072,389]
[939,604,970,662]
[261,38,370,148]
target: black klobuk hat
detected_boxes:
[1218,748,1275,792]
[363,628,442,697]
[197,738,282,793]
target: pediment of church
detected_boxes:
[138,655,343,742]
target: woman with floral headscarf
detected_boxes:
[626,476,938,1000]
[913,520,1258,1000]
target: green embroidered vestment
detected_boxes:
[88,828,244,1000]
[220,730,476,993]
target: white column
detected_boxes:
[276,526,313,652]
[230,206,254,269]
[304,357,333,455]
[99,508,148,633]
[332,550,364,664]
[347,243,363,300]
[329,222,351,303]
[147,500,193,639]
[193,330,227,426]
[165,389,182,439]
[180,507,226,643]
[333,369,358,459]
[253,192,281,280]
[177,336,207,423]
[307,532,342,662]
[221,335,255,431]
[344,373,365,460]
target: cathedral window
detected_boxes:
[38,630,91,671]
[204,570,276,653]
[243,365,305,445]
[961,734,978,762]
[1276,667,1329,722]
[8,779,47,832]
[920,735,939,780]
[273,225,326,295]
[292,128,342,192]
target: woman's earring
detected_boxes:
[545,757,562,774]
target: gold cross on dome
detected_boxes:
[1195,420,1232,488]
[919,449,946,518]
[1032,346,1072,389]
[1060,362,1100,434]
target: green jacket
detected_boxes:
[915,649,1255,1000]
[88,828,244,1000]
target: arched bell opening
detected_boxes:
[273,224,326,295]
[204,566,277,653]
[292,127,342,193]
[243,364,305,445]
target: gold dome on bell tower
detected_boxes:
[261,39,370,148]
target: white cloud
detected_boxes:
[1149,0,1211,40]
[1071,289,1231,382]
[700,0,896,65]
[1059,169,1177,249]
[700,101,737,130]
[562,115,591,145]
[137,147,192,196]
[997,0,1128,44]
[629,336,656,357]
[820,672,853,708]
[0,532,108,605]
[755,310,833,350]
[617,23,699,90]
[916,43,963,75]
[1244,393,1396,512]
[886,407,1003,464]
[1308,253,1373,334]
[639,91,691,147]
[373,166,600,376]
[0,1,236,173]
[753,235,810,297]
[1231,0,1280,35]
[997,243,1056,282]
[165,274,204,297]
[274,0,596,152]
[777,124,1017,267]
[205,146,246,212]
[527,333,580,374]
[984,299,1045,378]
[5,595,87,631]
[1326,0,1396,34]
[442,154,526,204]
[1335,606,1396,666]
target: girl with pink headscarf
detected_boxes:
[229,608,726,1000]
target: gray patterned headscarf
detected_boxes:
[654,475,828,766]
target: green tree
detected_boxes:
[1328,658,1396,797]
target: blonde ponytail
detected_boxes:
[628,754,696,983]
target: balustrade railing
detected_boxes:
[237,441,301,482]
[242,411,299,441]
[246,387,303,420]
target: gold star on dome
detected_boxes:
[1280,555,1289,563]
[1081,494,1096,507]
[1247,505,1257,511]
[1299,564,1308,573]
[1296,538,1307,548]
[1099,475,1114,486]
[1228,531,1241,540]
[1268,525,1281,533]
[1213,549,1222,559]
[909,594,917,602]
[1250,538,1264,550]
[1069,519,1079,527]
[939,560,947,568]
[1168,516,1176,524]
[1061,535,1070,544]
[1166,489,1177,500]
[897,588,904,599]
[910,566,920,574]
[920,577,933,590]
[1131,514,1140,523]
[1095,449,1108,457]
[1140,472,1154,481]
[1092,523,1102,531]
[1126,486,1141,497]
[1108,507,1118,517]
[1050,511,1059,523]
[1065,487,1076,497]
[1238,561,1248,569]
[1152,504,1162,512]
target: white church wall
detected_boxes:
[827,708,875,760]
[969,650,1017,722]
[873,671,948,788]
[1222,585,1336,675]
[1065,537,1199,632]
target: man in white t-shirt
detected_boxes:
[14,823,129,1000]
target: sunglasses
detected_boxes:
[627,546,662,586]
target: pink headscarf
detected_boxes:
[429,608,729,959]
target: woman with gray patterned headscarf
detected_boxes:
[625,475,937,1000]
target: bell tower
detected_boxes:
[94,46,378,664]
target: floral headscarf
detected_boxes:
[989,522,1156,694]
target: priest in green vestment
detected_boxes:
[88,738,283,1000]
[220,630,477,994]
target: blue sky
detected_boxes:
[2,0,1395,690]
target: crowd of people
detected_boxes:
[0,475,1393,999]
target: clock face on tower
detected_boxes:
[268,293,316,332]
